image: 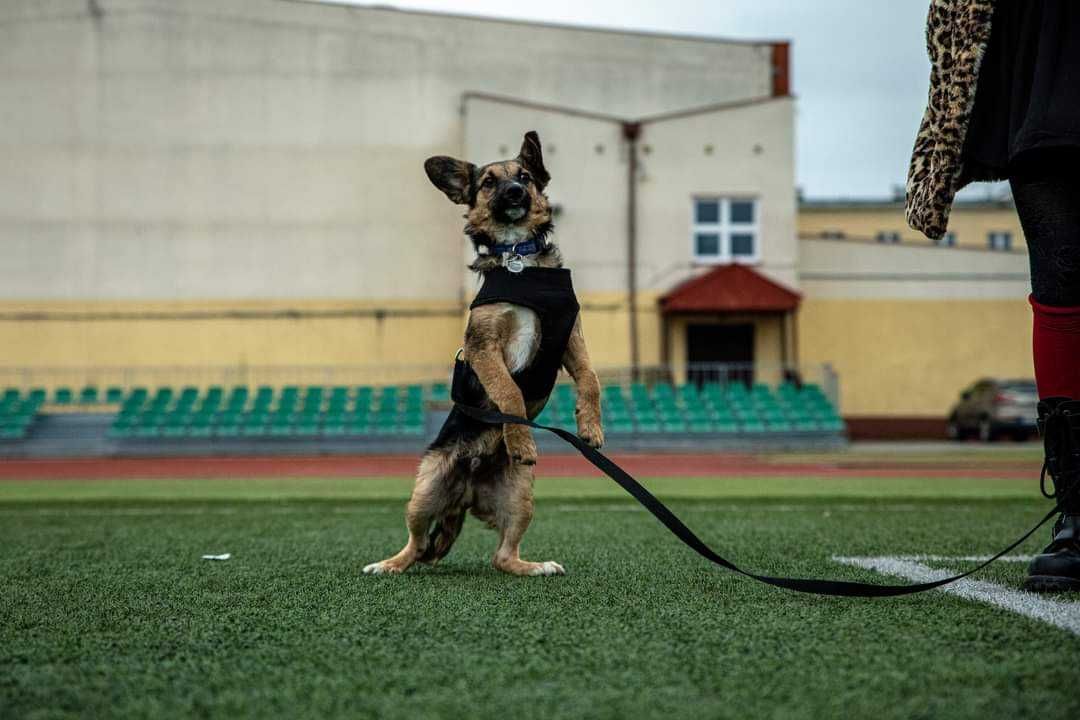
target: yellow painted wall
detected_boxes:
[4,294,1030,421]
[0,293,664,389]
[799,298,1033,416]
[0,299,466,388]
[798,205,1024,251]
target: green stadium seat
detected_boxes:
[215,421,241,438]
[635,419,661,433]
[296,418,320,437]
[328,386,349,411]
[78,386,99,404]
[677,384,699,404]
[714,420,738,434]
[428,382,450,403]
[324,421,347,436]
[740,419,766,433]
[54,387,73,404]
[688,419,713,433]
[253,387,274,411]
[226,387,249,413]
[241,412,268,437]
[134,423,160,438]
[269,417,293,436]
[662,418,688,433]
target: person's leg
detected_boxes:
[1009,151,1080,592]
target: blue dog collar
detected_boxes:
[487,238,543,256]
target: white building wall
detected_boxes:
[0,0,778,302]
[798,237,1031,299]
[636,98,798,291]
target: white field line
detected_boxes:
[833,555,1080,635]
[886,554,1034,563]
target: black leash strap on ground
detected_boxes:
[454,403,1064,598]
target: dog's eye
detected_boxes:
[519,172,531,184]
[481,175,496,189]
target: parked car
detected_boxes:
[946,378,1038,442]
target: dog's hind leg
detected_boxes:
[491,462,565,576]
[363,447,458,575]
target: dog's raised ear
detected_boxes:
[424,156,477,205]
[517,131,550,190]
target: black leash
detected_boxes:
[455,403,1065,597]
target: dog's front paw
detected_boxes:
[530,561,566,576]
[504,425,538,465]
[363,560,405,575]
[577,416,604,449]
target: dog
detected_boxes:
[363,131,604,577]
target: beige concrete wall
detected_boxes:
[798,204,1024,251]
[463,96,797,292]
[798,237,1030,299]
[0,0,775,304]
[636,98,798,290]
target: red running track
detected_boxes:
[0,454,1038,480]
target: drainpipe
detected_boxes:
[622,121,641,381]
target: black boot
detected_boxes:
[1024,397,1080,593]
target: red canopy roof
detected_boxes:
[659,264,801,314]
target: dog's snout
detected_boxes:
[503,183,526,203]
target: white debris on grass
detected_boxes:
[201,553,231,561]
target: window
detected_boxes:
[936,232,957,247]
[987,231,1012,251]
[875,231,901,244]
[692,197,759,263]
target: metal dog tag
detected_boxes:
[505,254,525,273]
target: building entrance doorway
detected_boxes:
[686,323,754,386]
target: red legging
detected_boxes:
[1010,152,1080,401]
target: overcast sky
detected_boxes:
[339,0,959,199]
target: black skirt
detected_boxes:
[961,0,1080,182]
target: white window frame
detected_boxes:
[691,196,760,265]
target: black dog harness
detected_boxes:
[430,266,579,450]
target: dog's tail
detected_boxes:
[418,511,466,564]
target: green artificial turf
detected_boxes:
[2,477,1079,719]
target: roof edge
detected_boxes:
[284,0,790,48]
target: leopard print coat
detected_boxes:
[905,0,996,240]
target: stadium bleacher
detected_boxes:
[0,380,844,442]
[0,388,44,439]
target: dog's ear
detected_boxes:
[517,131,550,190]
[424,156,477,205]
